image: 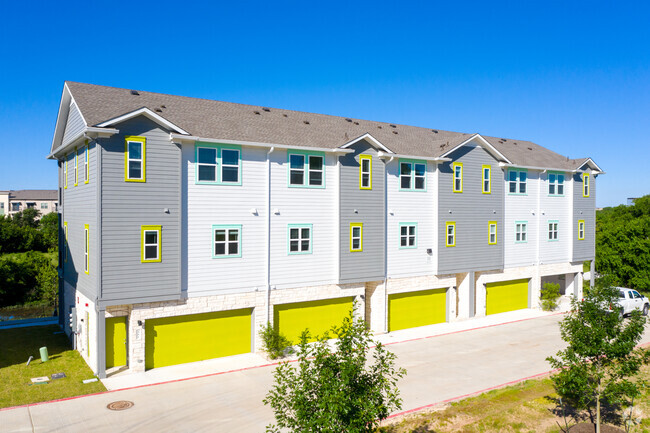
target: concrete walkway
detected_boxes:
[2,306,648,433]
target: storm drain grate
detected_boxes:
[107,400,134,411]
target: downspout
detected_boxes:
[266,147,275,327]
[536,170,545,306]
[384,156,394,333]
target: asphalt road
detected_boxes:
[2,314,649,433]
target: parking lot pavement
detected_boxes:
[3,313,649,433]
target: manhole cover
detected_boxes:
[107,400,134,411]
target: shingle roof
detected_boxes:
[65,81,592,171]
[10,190,58,200]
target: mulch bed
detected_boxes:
[567,422,625,433]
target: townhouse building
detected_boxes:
[49,82,602,378]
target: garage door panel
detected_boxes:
[275,297,354,344]
[486,279,529,315]
[145,308,251,370]
[389,288,447,332]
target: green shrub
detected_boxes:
[540,282,561,311]
[259,322,293,360]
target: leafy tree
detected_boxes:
[11,208,40,228]
[547,280,649,433]
[540,282,561,311]
[264,308,406,433]
[596,195,650,292]
[39,212,59,252]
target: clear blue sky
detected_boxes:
[1,0,648,207]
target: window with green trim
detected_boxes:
[84,224,89,274]
[445,222,456,247]
[212,225,241,258]
[288,152,324,187]
[125,136,146,182]
[399,160,426,190]
[399,223,417,249]
[350,223,363,252]
[482,165,491,194]
[359,155,372,189]
[508,170,527,194]
[288,224,312,254]
[548,172,565,196]
[141,225,161,262]
[515,221,527,243]
[452,162,463,192]
[196,143,241,185]
[578,220,585,240]
[548,221,559,241]
[74,147,79,186]
[488,221,497,245]
[582,173,590,197]
[84,143,89,184]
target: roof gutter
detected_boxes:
[498,162,604,175]
[377,151,451,163]
[168,133,355,154]
[47,127,119,159]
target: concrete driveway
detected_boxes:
[3,313,649,433]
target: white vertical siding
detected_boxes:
[504,170,539,268]
[386,159,437,277]
[269,150,337,288]
[185,145,267,295]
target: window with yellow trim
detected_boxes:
[482,165,491,194]
[64,157,68,189]
[74,147,79,186]
[488,221,497,245]
[84,143,89,184]
[125,136,146,182]
[445,222,456,247]
[63,222,68,262]
[452,162,463,192]
[582,173,590,197]
[141,225,161,262]
[578,220,585,240]
[359,155,372,189]
[84,224,89,275]
[350,223,363,252]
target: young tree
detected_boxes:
[547,281,649,433]
[264,308,406,433]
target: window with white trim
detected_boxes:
[488,221,497,245]
[508,170,527,194]
[359,155,372,189]
[515,222,527,243]
[548,172,565,195]
[288,225,312,254]
[126,137,145,181]
[350,223,363,252]
[141,225,161,262]
[213,225,241,258]
[548,221,559,241]
[289,153,324,187]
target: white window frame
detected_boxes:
[288,224,312,254]
[548,221,559,241]
[515,221,528,243]
[399,223,417,249]
[212,225,242,258]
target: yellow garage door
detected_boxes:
[274,297,354,344]
[106,316,127,369]
[486,279,529,315]
[388,288,447,332]
[145,309,251,370]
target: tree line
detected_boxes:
[0,209,58,307]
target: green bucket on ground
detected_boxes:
[39,346,48,362]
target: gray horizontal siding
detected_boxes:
[572,171,596,261]
[339,140,385,283]
[438,142,504,274]
[61,142,98,301]
[100,116,181,303]
[62,103,85,146]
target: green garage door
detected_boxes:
[145,309,251,370]
[388,288,447,332]
[274,297,354,344]
[486,279,529,315]
[106,316,127,369]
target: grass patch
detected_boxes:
[0,325,106,408]
[379,365,650,433]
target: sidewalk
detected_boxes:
[100,306,563,391]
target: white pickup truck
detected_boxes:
[617,287,650,317]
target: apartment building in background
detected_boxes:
[0,190,58,217]
[49,82,602,378]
